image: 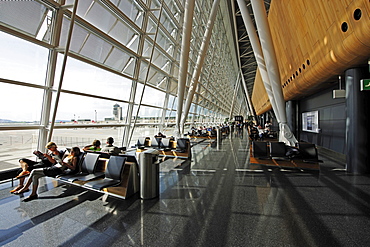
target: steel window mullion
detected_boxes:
[0,78,48,90]
[47,0,79,142]
[122,0,152,147]
[60,89,130,104]
[34,8,50,40]
[37,0,64,150]
[127,0,165,145]
[0,24,54,49]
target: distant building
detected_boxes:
[113,104,123,120]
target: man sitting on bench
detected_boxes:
[101,137,120,155]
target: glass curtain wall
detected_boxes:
[0,0,241,171]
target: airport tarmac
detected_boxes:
[0,126,174,171]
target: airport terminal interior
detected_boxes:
[1,0,370,246]
[2,133,370,246]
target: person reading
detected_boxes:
[10,142,65,193]
[13,147,81,202]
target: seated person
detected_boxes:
[13,147,81,201]
[201,127,209,137]
[257,125,265,140]
[101,137,120,155]
[249,126,259,141]
[188,126,197,136]
[154,132,166,138]
[265,121,272,131]
[83,139,101,152]
[10,141,65,193]
[187,129,195,136]
[210,127,217,137]
[197,126,203,136]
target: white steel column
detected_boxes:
[176,0,195,137]
[180,0,220,134]
[229,73,240,121]
[240,69,255,119]
[250,0,297,145]
[236,0,280,123]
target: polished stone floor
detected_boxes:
[1,132,370,246]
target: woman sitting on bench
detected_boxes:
[10,142,65,193]
[13,147,81,202]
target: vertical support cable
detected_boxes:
[47,0,79,142]
[127,0,165,145]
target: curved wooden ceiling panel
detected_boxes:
[252,0,370,115]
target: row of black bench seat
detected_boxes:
[252,141,323,163]
[58,152,130,193]
[0,150,137,191]
[136,137,190,153]
[0,168,20,186]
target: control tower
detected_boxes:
[113,104,122,120]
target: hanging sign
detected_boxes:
[360,79,370,91]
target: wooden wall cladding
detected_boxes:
[251,69,272,115]
[252,0,370,115]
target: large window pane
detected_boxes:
[55,93,128,123]
[147,70,168,89]
[60,18,138,76]
[129,125,176,148]
[165,0,181,23]
[0,130,39,170]
[0,1,54,43]
[156,28,174,56]
[165,109,176,126]
[135,83,166,107]
[109,22,140,53]
[135,106,162,123]
[117,0,144,28]
[51,128,125,150]
[0,32,49,85]
[55,56,132,101]
[142,37,170,72]
[141,87,166,107]
[167,95,176,109]
[83,2,117,34]
[0,83,43,123]
[129,126,159,147]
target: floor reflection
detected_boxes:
[2,132,369,247]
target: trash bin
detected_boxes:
[138,149,160,199]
